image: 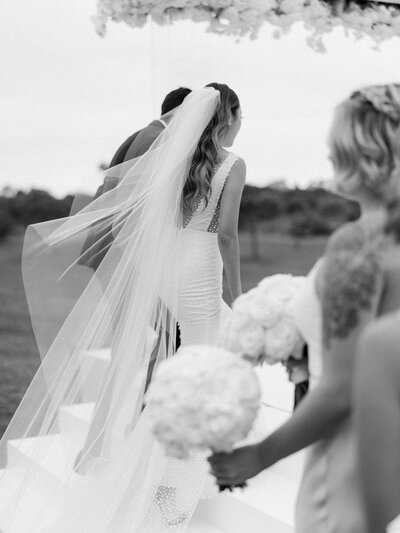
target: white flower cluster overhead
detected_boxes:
[93,0,400,52]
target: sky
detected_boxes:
[1,1,400,197]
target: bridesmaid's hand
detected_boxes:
[284,355,310,385]
[208,443,265,487]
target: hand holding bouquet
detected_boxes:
[146,345,261,491]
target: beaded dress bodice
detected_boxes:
[183,152,238,233]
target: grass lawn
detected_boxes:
[0,230,41,436]
[0,229,326,436]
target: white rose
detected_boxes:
[233,289,256,308]
[247,291,284,328]
[258,274,306,305]
[219,315,243,353]
[147,345,261,457]
[263,319,304,364]
[231,305,252,330]
[388,515,400,533]
[237,322,265,358]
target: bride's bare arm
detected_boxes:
[218,158,246,305]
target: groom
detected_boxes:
[79,87,191,377]
[99,86,192,200]
[79,87,192,271]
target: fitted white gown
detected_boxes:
[175,152,237,346]
[90,151,240,532]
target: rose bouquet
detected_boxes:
[146,345,261,490]
[220,274,309,384]
[388,515,400,533]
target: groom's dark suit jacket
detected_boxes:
[79,120,165,270]
[79,118,180,381]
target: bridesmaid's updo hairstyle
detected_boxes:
[183,83,240,211]
[329,84,400,201]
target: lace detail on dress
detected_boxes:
[207,194,223,233]
[183,155,225,229]
[183,193,203,228]
[183,154,229,228]
[206,156,240,233]
[184,153,238,233]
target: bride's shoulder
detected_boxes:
[220,154,246,195]
[224,152,246,174]
[228,155,246,189]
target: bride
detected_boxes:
[0,85,245,532]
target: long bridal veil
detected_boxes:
[0,88,220,533]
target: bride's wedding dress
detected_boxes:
[0,89,235,533]
[176,152,237,346]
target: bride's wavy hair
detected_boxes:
[183,83,240,211]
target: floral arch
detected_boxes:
[93,0,400,51]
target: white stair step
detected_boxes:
[0,467,60,532]
[79,349,111,402]
[82,348,111,363]
[193,405,300,533]
[79,328,157,403]
[188,506,227,533]
[256,365,295,413]
[58,403,293,449]
[240,405,304,484]
[2,435,299,533]
[0,467,226,533]
[233,468,298,525]
[259,407,304,484]
[58,400,304,484]
[0,351,300,532]
[59,402,94,446]
[7,434,81,496]
[197,490,294,533]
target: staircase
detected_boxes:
[0,351,303,533]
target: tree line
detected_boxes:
[0,185,359,241]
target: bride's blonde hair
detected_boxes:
[183,83,240,211]
[329,84,400,200]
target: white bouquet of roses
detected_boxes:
[220,274,307,372]
[388,515,400,533]
[146,345,261,477]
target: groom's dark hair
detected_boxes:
[161,87,192,115]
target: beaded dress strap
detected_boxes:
[183,153,237,230]
[207,154,239,233]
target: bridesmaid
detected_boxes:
[209,84,400,532]
[355,199,400,533]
